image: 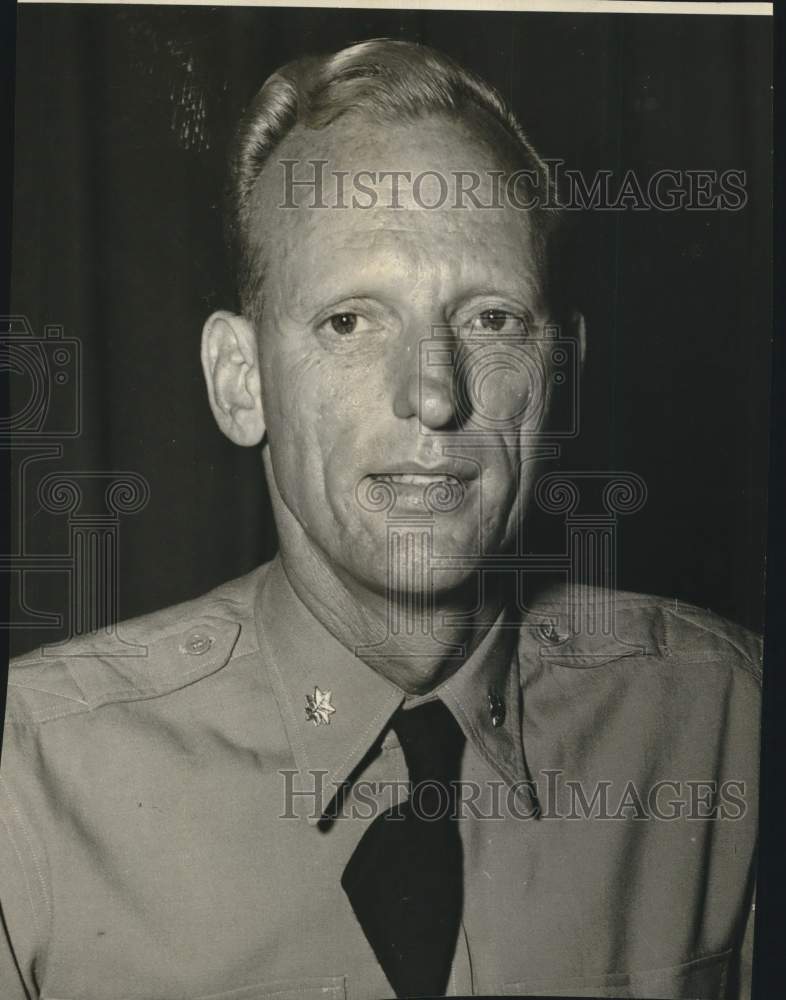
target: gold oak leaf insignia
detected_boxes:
[305,687,336,726]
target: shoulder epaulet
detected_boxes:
[661,597,762,681]
[5,566,266,726]
[519,583,762,680]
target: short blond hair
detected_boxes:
[225,38,560,322]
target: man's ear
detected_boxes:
[201,311,266,447]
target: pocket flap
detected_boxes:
[503,949,731,998]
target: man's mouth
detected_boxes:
[364,472,468,512]
[370,473,462,487]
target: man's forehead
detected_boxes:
[271,223,544,320]
[245,112,544,297]
[249,112,532,220]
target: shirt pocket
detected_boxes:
[45,977,347,1000]
[194,978,347,1000]
[502,949,731,998]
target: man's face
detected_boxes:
[250,113,554,598]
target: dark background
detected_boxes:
[7,5,772,655]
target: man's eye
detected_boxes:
[474,309,524,334]
[316,311,379,340]
[328,313,359,335]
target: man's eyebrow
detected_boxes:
[285,290,388,318]
[451,284,544,316]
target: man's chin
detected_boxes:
[316,491,512,599]
[332,543,492,604]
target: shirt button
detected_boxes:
[538,621,561,644]
[488,688,505,728]
[183,632,214,655]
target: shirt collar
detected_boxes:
[255,557,529,823]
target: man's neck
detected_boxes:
[276,538,506,696]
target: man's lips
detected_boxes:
[359,466,474,512]
[369,473,461,487]
[366,461,479,484]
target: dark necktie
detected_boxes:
[341,699,466,998]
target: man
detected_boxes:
[0,39,759,1000]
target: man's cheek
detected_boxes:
[320,366,372,411]
[316,386,370,456]
[461,351,537,431]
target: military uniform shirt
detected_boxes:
[0,557,760,999]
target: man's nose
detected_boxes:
[392,365,458,429]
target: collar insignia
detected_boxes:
[305,686,336,726]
